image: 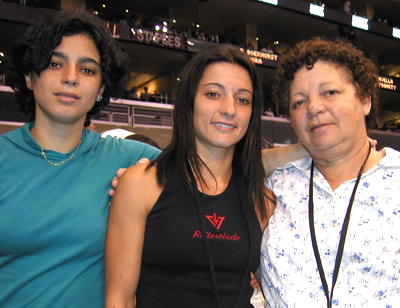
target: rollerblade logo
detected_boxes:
[205,212,225,230]
[193,212,240,241]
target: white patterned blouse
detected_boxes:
[261,148,400,308]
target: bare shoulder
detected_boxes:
[112,164,161,215]
[121,162,157,183]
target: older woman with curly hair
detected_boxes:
[261,37,400,308]
[0,11,160,307]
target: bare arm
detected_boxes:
[262,143,309,177]
[105,164,161,308]
[258,188,276,232]
[261,137,377,178]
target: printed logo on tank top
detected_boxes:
[192,212,240,241]
[205,212,225,229]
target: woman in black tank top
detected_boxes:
[104,44,307,308]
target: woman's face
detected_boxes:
[26,34,103,127]
[289,60,371,158]
[193,62,253,156]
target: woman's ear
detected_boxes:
[363,96,372,116]
[25,74,33,90]
[96,85,106,102]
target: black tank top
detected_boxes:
[136,165,262,308]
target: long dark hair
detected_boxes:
[151,44,266,218]
[9,10,130,126]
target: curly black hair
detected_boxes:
[272,37,379,127]
[9,10,131,126]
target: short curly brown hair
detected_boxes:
[272,37,379,127]
[9,10,130,127]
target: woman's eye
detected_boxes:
[82,68,95,74]
[326,90,337,96]
[206,92,218,98]
[238,98,250,104]
[292,101,304,109]
[49,62,61,68]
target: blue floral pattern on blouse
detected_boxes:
[261,148,400,308]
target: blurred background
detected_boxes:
[1,0,400,149]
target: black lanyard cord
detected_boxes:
[186,160,221,308]
[185,160,252,308]
[308,144,371,308]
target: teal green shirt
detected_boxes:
[0,123,160,307]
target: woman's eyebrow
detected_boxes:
[51,51,101,67]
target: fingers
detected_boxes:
[250,272,260,288]
[109,174,121,198]
[109,188,115,198]
[370,139,377,150]
[116,168,127,178]
[109,160,150,200]
[136,158,150,165]
[111,176,119,188]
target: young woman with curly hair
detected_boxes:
[0,11,160,307]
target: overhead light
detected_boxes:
[102,4,106,8]
[352,15,368,30]
[309,4,324,17]
[162,26,168,33]
[0,52,4,57]
[173,19,176,23]
[393,27,400,39]
[94,11,99,15]
[259,0,278,5]
[125,9,129,13]
[155,24,161,31]
[273,41,279,45]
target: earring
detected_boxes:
[96,85,105,102]
[26,75,33,90]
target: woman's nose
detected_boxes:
[62,66,78,86]
[306,96,325,117]
[219,96,236,116]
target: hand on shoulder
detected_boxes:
[111,159,160,216]
[118,160,157,192]
[108,158,152,197]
